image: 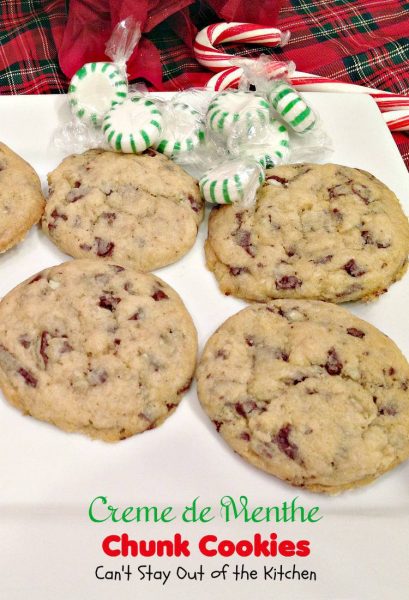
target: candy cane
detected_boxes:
[193,22,290,71]
[207,67,242,90]
[194,22,292,90]
[195,24,409,132]
[290,75,409,112]
[372,94,409,112]
[383,110,409,131]
[289,75,409,130]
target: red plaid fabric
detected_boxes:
[0,0,67,94]
[279,0,409,96]
[0,0,408,167]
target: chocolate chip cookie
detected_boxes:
[206,163,409,302]
[0,142,44,252]
[43,149,203,271]
[197,300,409,493]
[0,259,197,441]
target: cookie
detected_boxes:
[0,142,44,252]
[43,149,204,271]
[0,259,197,441]
[206,163,409,303]
[197,300,409,493]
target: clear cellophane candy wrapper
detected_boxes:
[53,118,107,155]
[105,17,142,75]
[235,54,296,95]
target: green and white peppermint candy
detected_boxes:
[155,102,205,157]
[200,159,265,206]
[103,97,163,153]
[154,103,205,157]
[206,91,270,138]
[68,62,128,126]
[269,81,316,134]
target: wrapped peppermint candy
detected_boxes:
[68,18,141,126]
[154,101,206,158]
[103,96,163,153]
[206,90,270,138]
[269,80,317,134]
[68,62,128,127]
[200,158,265,206]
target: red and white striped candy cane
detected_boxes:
[207,61,292,91]
[193,22,290,71]
[290,74,409,130]
[194,23,409,132]
[206,66,242,90]
[383,110,409,131]
[290,75,409,111]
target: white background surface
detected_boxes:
[0,93,408,599]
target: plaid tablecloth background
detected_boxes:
[0,0,408,166]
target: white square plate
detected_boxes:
[0,93,408,599]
